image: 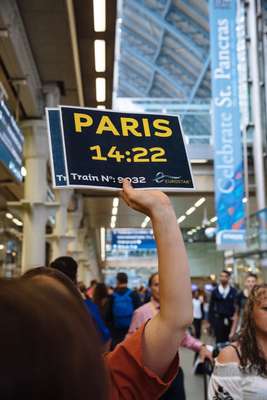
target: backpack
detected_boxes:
[113,289,134,329]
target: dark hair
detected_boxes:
[148,272,159,287]
[50,256,78,283]
[23,267,84,307]
[245,272,258,280]
[221,270,231,277]
[239,284,267,376]
[0,277,107,399]
[93,283,108,307]
[117,272,128,284]
[90,279,98,287]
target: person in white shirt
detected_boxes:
[209,284,267,399]
[192,289,203,339]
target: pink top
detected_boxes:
[128,299,202,352]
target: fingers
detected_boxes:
[122,178,133,193]
[120,179,133,207]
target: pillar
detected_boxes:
[9,120,58,272]
[247,0,266,210]
[67,194,83,261]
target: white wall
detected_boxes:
[186,242,224,277]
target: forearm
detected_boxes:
[181,332,202,352]
[151,206,193,330]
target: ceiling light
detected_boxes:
[0,244,4,250]
[191,159,208,164]
[210,216,218,223]
[194,197,206,207]
[100,227,105,261]
[141,216,150,228]
[187,231,193,235]
[177,215,186,223]
[5,212,13,219]
[96,78,106,102]
[93,0,106,32]
[21,166,27,177]
[94,40,106,72]
[97,105,106,109]
[111,215,116,224]
[186,207,196,216]
[12,218,23,226]
[196,226,201,230]
[112,207,118,216]
[242,197,248,203]
[113,198,119,207]
[110,221,116,229]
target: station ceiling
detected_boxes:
[0,0,218,234]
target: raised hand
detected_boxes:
[120,179,172,218]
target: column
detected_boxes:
[9,120,57,272]
[67,194,83,261]
[50,190,74,260]
[248,0,266,210]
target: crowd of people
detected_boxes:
[0,180,267,399]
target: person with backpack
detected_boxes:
[107,272,141,348]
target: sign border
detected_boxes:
[58,105,196,191]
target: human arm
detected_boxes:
[127,307,149,336]
[229,295,241,340]
[181,332,213,362]
[121,180,193,378]
[208,346,242,400]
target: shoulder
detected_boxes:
[217,344,240,364]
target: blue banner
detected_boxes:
[0,100,23,181]
[209,0,245,249]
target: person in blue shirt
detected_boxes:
[50,256,111,345]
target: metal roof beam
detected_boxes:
[119,80,142,97]
[177,0,209,25]
[169,5,209,42]
[129,0,206,61]
[187,55,210,104]
[123,45,188,97]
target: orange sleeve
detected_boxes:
[104,323,179,400]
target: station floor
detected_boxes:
[181,330,213,399]
[181,347,207,400]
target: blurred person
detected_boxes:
[93,282,109,320]
[108,286,114,296]
[6,179,194,399]
[0,275,108,400]
[106,271,141,348]
[50,256,110,345]
[209,284,267,399]
[87,279,98,298]
[229,272,258,339]
[78,281,90,299]
[208,270,237,344]
[128,272,212,400]
[192,289,204,339]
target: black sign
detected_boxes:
[47,106,194,191]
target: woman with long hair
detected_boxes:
[209,284,267,399]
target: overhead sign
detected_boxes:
[209,0,245,249]
[46,106,194,191]
[0,100,24,181]
[111,229,156,251]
